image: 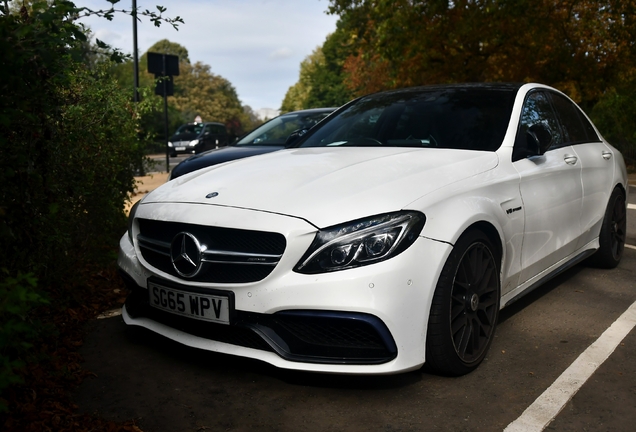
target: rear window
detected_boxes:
[549,92,600,144]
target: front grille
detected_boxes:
[136,219,286,283]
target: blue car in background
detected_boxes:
[169,108,336,180]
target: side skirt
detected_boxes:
[502,247,597,308]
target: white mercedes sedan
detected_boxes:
[119,83,628,376]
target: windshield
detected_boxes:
[299,87,517,151]
[236,111,332,146]
[174,124,204,136]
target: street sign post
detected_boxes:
[147,52,179,172]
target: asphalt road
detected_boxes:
[146,154,188,173]
[74,185,636,432]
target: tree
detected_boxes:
[242,105,262,131]
[146,38,190,62]
[281,26,355,112]
[328,1,636,105]
[172,61,251,137]
[281,47,325,112]
[325,0,636,161]
[305,25,356,108]
[0,0,180,416]
[591,81,636,164]
[110,39,255,143]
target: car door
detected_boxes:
[201,124,215,151]
[547,92,615,250]
[513,90,583,284]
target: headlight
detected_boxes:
[294,211,425,274]
[168,141,173,147]
[127,200,141,245]
[189,139,199,146]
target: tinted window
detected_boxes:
[175,124,204,136]
[237,111,332,146]
[549,92,599,144]
[299,87,517,151]
[203,124,224,134]
[514,91,563,160]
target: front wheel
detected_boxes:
[425,230,501,376]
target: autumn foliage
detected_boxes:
[329,0,636,104]
[283,0,636,162]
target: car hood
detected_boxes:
[170,145,284,180]
[146,147,499,228]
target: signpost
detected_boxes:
[132,0,139,103]
[147,52,179,172]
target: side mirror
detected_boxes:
[527,123,552,155]
[285,128,308,147]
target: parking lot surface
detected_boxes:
[74,178,636,432]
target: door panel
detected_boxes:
[545,92,614,250]
[572,143,614,248]
[512,90,583,284]
[515,148,582,283]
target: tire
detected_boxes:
[588,187,627,269]
[425,230,501,376]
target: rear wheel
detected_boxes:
[426,230,501,376]
[588,187,626,269]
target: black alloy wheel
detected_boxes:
[609,191,627,261]
[589,187,626,269]
[426,230,501,376]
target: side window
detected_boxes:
[549,92,600,144]
[513,91,564,161]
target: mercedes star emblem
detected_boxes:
[170,232,204,278]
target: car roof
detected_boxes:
[364,83,524,99]
[180,121,225,126]
[281,108,337,116]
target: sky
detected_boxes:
[77,0,339,113]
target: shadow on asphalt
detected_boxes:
[498,263,587,325]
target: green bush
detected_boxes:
[0,1,156,408]
[0,272,48,413]
[591,85,636,166]
[0,3,146,281]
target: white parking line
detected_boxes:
[504,300,636,432]
[626,244,636,251]
[628,203,636,210]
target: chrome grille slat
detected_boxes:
[202,249,281,265]
[201,259,278,266]
[137,235,171,256]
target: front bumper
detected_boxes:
[169,140,201,155]
[118,203,452,374]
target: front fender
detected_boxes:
[407,159,524,294]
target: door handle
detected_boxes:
[564,154,578,165]
[602,151,612,160]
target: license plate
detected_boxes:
[175,146,186,151]
[148,282,230,324]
